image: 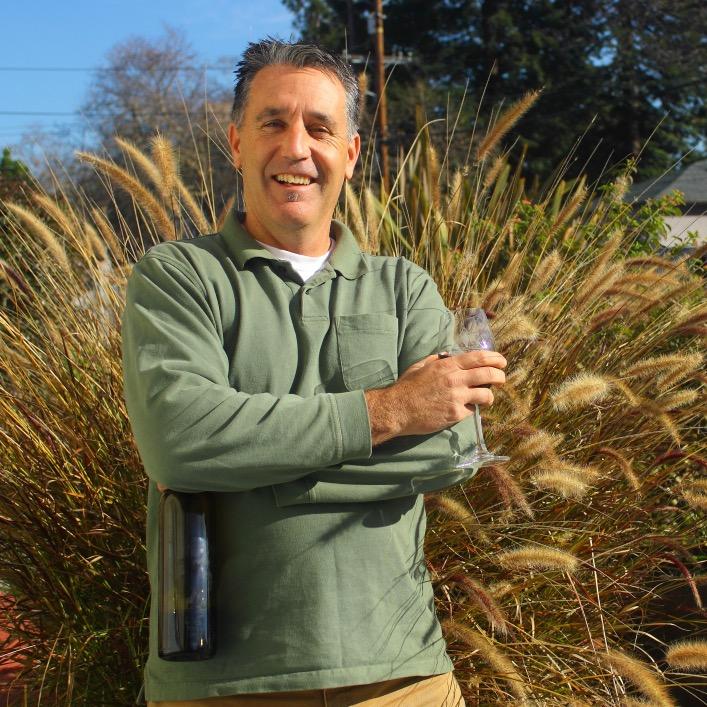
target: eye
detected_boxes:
[263,120,284,129]
[309,126,330,135]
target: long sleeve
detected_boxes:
[271,420,477,505]
[272,263,479,506]
[121,253,372,493]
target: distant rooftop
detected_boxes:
[627,159,707,205]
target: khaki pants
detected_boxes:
[148,671,466,706]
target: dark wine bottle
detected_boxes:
[158,490,214,660]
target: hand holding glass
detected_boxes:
[443,308,510,468]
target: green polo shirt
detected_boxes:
[121,209,477,702]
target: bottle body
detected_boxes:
[158,491,214,660]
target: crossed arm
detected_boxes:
[121,253,505,504]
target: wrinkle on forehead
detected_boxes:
[254,106,336,126]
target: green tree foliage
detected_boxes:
[0,147,32,205]
[0,148,35,317]
[283,0,707,180]
[0,147,34,259]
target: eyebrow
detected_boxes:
[254,106,337,126]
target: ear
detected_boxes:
[228,122,242,170]
[344,132,361,180]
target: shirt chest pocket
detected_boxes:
[335,313,399,391]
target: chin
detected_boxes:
[275,203,320,227]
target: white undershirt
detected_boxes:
[255,238,335,282]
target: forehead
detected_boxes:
[245,65,347,121]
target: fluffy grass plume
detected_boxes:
[603,649,676,706]
[574,261,624,309]
[115,135,164,193]
[483,464,534,519]
[31,192,80,242]
[659,389,699,411]
[551,373,612,411]
[682,489,707,512]
[595,446,641,491]
[665,639,707,672]
[475,90,541,161]
[531,469,589,499]
[514,430,564,460]
[90,205,128,266]
[4,202,71,271]
[528,249,563,293]
[623,352,703,383]
[425,493,491,545]
[494,313,540,347]
[495,545,580,573]
[442,619,530,701]
[150,133,179,199]
[446,573,512,636]
[76,150,176,241]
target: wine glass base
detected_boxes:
[454,452,510,469]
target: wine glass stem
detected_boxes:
[473,404,490,454]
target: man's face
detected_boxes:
[227,64,360,243]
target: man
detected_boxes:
[121,38,506,706]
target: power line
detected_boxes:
[1,111,81,116]
[0,65,234,72]
[0,108,226,117]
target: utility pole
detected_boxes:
[373,0,390,192]
[345,0,356,51]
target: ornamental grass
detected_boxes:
[0,99,705,704]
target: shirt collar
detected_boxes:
[220,208,369,280]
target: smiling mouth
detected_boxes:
[273,173,316,186]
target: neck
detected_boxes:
[242,213,332,256]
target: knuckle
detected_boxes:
[452,390,467,407]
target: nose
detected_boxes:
[282,121,310,162]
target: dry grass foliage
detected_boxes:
[343,123,705,704]
[0,117,705,704]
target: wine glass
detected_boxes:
[445,307,510,469]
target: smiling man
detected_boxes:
[227,62,359,255]
[121,38,506,706]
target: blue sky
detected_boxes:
[2,0,295,160]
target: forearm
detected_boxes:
[271,416,477,506]
[269,347,507,506]
[122,253,373,493]
[125,376,373,493]
[363,387,404,446]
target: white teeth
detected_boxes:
[275,174,312,185]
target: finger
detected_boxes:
[455,367,506,387]
[463,387,495,407]
[452,350,507,369]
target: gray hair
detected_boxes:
[231,37,360,138]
